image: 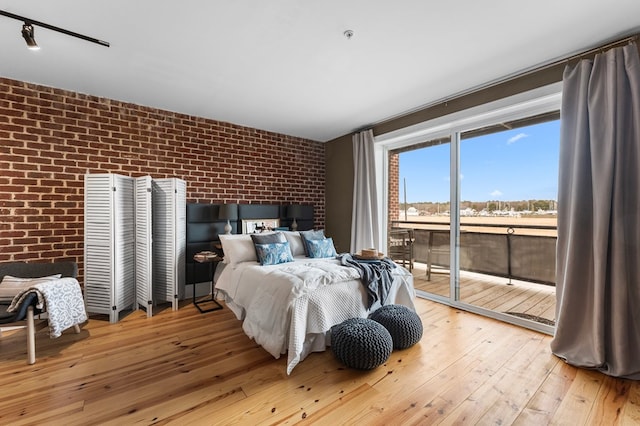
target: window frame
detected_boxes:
[374,82,562,334]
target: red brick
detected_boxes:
[0,76,325,282]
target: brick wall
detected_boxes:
[0,77,325,281]
[388,153,399,224]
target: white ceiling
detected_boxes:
[1,1,639,142]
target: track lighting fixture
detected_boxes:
[1,10,109,49]
[21,22,39,50]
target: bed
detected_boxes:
[214,231,416,374]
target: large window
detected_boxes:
[378,84,561,333]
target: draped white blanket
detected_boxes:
[215,258,415,374]
[8,278,87,338]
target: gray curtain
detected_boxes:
[551,42,640,379]
[350,129,380,253]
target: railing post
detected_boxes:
[507,227,515,285]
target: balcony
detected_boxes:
[390,218,557,326]
[410,263,556,325]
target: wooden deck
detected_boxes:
[410,262,556,325]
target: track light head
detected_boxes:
[21,22,39,50]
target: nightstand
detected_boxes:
[193,252,223,313]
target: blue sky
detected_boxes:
[399,120,560,203]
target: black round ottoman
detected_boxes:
[370,304,423,349]
[330,318,393,370]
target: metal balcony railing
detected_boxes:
[390,220,557,286]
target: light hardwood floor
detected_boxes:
[1,297,637,425]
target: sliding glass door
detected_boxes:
[382,85,562,333]
[458,116,559,326]
[392,137,452,302]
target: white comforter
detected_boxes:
[215,257,415,374]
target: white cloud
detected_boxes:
[490,189,503,197]
[507,133,528,144]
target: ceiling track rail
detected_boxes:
[0,9,110,47]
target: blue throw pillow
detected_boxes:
[307,237,337,258]
[299,229,325,256]
[254,241,294,266]
[251,232,286,259]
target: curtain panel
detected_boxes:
[551,42,640,379]
[350,129,380,253]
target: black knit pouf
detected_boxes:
[370,304,423,349]
[330,318,393,370]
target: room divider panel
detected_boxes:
[85,173,136,323]
[152,178,187,311]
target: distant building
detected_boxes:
[399,207,419,217]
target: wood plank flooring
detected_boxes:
[1,297,637,425]
[410,262,556,324]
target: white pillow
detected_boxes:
[0,274,62,302]
[219,234,257,265]
[282,231,305,257]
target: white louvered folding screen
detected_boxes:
[84,173,136,323]
[135,176,153,317]
[152,178,186,310]
[174,179,187,304]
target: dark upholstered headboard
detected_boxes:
[185,203,232,285]
[186,203,314,285]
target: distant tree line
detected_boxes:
[400,199,557,215]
